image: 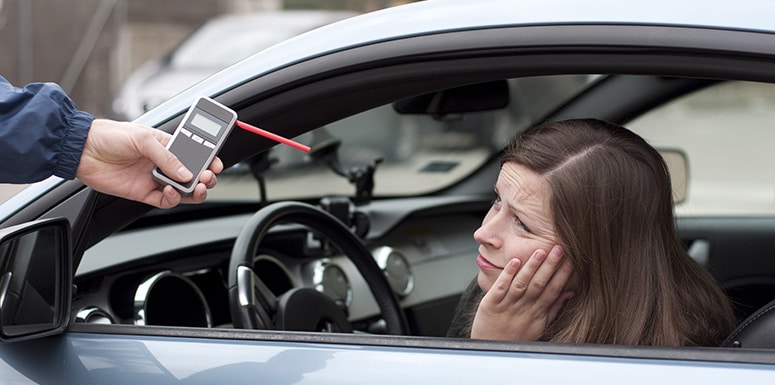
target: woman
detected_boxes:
[457,118,735,346]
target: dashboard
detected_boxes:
[72,196,489,336]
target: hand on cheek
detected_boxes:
[470,245,575,341]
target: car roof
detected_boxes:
[137,0,775,125]
[178,9,358,45]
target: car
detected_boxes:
[2,0,775,382]
[111,10,356,120]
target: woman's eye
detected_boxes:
[515,217,528,231]
[492,195,502,210]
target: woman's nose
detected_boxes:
[474,212,501,248]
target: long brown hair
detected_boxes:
[502,118,735,346]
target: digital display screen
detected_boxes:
[190,112,223,137]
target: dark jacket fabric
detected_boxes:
[0,76,93,183]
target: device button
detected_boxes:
[180,128,193,137]
[203,141,216,149]
[191,134,204,144]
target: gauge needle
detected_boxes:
[235,120,310,153]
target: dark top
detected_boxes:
[0,76,93,183]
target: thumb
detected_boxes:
[143,132,193,183]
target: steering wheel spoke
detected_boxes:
[235,265,277,329]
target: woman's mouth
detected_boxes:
[476,254,501,270]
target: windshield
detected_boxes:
[209,75,598,202]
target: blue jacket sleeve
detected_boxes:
[0,76,93,183]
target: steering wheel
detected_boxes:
[228,201,408,335]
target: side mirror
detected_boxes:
[658,148,689,204]
[0,218,71,342]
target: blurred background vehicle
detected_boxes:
[111,10,356,120]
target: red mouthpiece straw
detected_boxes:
[236,120,310,153]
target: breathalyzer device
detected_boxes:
[153,96,237,194]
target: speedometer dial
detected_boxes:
[373,247,414,297]
[312,260,352,307]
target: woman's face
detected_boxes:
[474,162,559,292]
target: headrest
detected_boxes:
[722,299,775,348]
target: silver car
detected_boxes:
[1,0,774,383]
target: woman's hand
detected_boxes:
[471,245,575,341]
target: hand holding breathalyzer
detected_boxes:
[76,119,222,209]
[153,96,310,195]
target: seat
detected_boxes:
[721,299,775,348]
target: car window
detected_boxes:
[210,75,597,202]
[628,81,775,216]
